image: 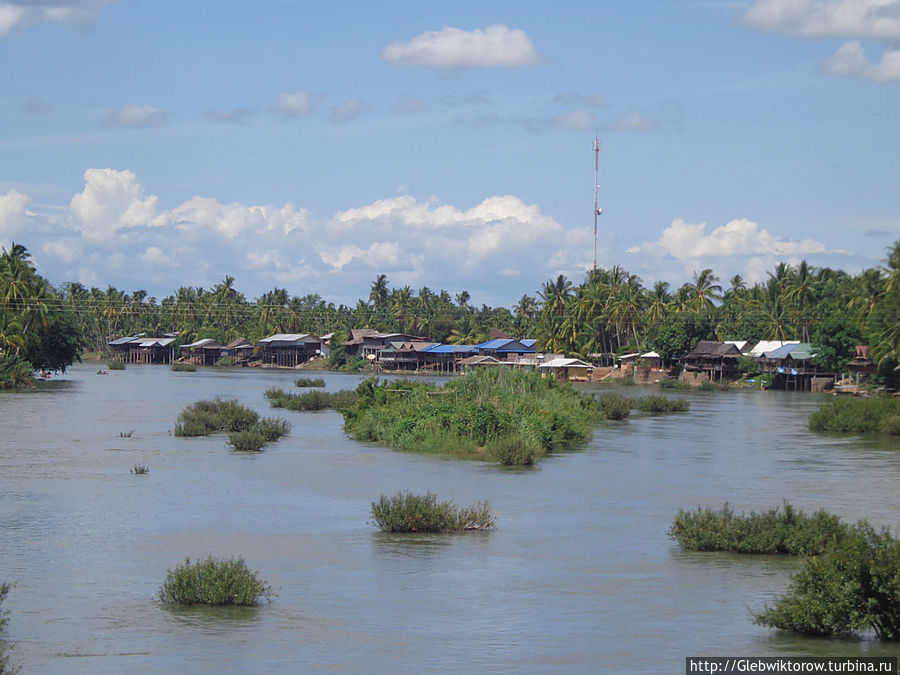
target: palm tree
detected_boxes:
[369,274,389,310]
[688,269,722,312]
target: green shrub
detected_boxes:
[171,363,197,372]
[294,377,325,388]
[158,556,273,606]
[228,430,267,452]
[370,492,494,533]
[634,394,690,413]
[755,524,900,640]
[131,464,149,475]
[659,379,690,390]
[880,414,900,435]
[265,387,357,411]
[596,393,632,420]
[255,417,291,442]
[174,398,259,437]
[487,435,544,465]
[119,430,134,438]
[108,361,125,370]
[668,503,850,555]
[0,353,33,389]
[809,396,900,434]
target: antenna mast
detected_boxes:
[592,136,603,270]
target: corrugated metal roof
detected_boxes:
[763,343,799,359]
[520,339,537,347]
[425,344,477,354]
[257,333,317,344]
[476,338,514,349]
[748,340,799,358]
[538,358,592,369]
[108,336,140,345]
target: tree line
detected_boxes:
[1,240,898,384]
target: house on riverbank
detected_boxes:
[108,335,177,364]
[679,341,743,383]
[179,338,224,366]
[257,333,322,367]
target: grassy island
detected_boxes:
[668,503,849,555]
[370,492,494,533]
[174,398,290,451]
[343,369,606,465]
[809,396,900,435]
[158,556,273,606]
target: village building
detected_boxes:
[178,338,224,366]
[537,357,594,381]
[759,342,820,390]
[377,341,438,370]
[474,338,536,361]
[108,335,177,364]
[679,341,743,382]
[221,337,255,362]
[256,333,322,367]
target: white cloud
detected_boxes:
[0,189,33,238]
[104,103,166,128]
[553,110,597,131]
[611,111,657,131]
[382,24,541,69]
[821,40,900,80]
[69,168,159,240]
[277,91,314,117]
[741,0,900,40]
[0,0,111,36]
[329,99,372,122]
[628,217,829,259]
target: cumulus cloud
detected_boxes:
[628,217,829,260]
[821,40,900,80]
[69,168,159,240]
[276,91,314,117]
[104,104,166,128]
[382,24,541,69]
[0,189,33,238]
[553,110,597,131]
[0,0,112,36]
[741,0,900,40]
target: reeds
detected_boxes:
[370,492,494,533]
[157,556,272,606]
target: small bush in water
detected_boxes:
[174,398,259,437]
[108,361,125,370]
[370,492,494,533]
[809,396,900,434]
[171,363,197,372]
[158,556,272,606]
[634,395,689,413]
[294,377,325,388]
[596,393,632,420]
[487,435,545,466]
[668,503,849,555]
[755,523,900,640]
[131,464,149,475]
[227,430,267,452]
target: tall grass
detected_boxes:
[265,387,357,411]
[294,377,325,388]
[174,398,259,437]
[668,503,849,555]
[343,369,605,464]
[157,556,272,606]
[108,361,125,370]
[370,492,495,533]
[809,396,900,434]
[171,363,197,372]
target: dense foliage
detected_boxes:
[158,556,272,606]
[265,387,358,411]
[342,369,606,465]
[370,492,494,533]
[755,524,900,640]
[294,377,325,388]
[0,243,84,387]
[31,239,897,387]
[174,398,260,437]
[808,396,900,435]
[668,503,849,555]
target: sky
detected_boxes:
[1,0,898,308]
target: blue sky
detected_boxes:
[1,0,898,307]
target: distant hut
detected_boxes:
[108,335,176,364]
[538,357,593,381]
[256,334,322,367]
[222,337,255,362]
[179,338,224,366]
[679,341,743,382]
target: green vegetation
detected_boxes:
[596,392,689,421]
[131,464,149,475]
[659,378,691,390]
[227,417,291,452]
[343,369,605,465]
[669,503,850,555]
[755,524,900,640]
[265,387,357,411]
[809,396,900,435]
[370,492,494,533]
[0,354,32,390]
[174,398,259,437]
[294,376,325,388]
[157,556,273,606]
[171,362,197,372]
[0,581,11,674]
[119,430,134,438]
[108,361,125,370]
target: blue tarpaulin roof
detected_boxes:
[425,344,477,354]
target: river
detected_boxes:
[1,363,898,673]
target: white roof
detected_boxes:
[724,340,749,351]
[538,358,593,369]
[747,340,799,358]
[257,333,315,344]
[640,351,660,359]
[181,338,218,349]
[618,352,640,360]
